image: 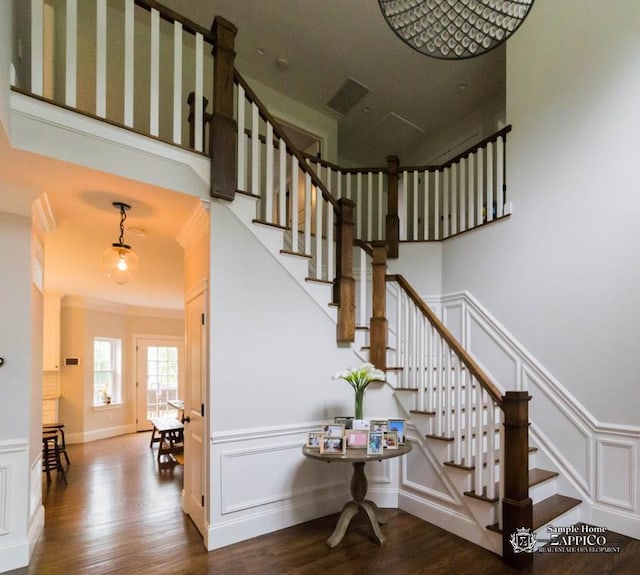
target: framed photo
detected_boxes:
[352,419,370,431]
[387,419,405,444]
[384,431,399,449]
[370,419,388,433]
[346,430,368,449]
[322,423,345,438]
[367,431,384,455]
[334,416,354,430]
[320,435,346,454]
[306,432,324,449]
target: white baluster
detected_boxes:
[356,173,362,239]
[434,170,440,240]
[346,172,352,201]
[278,138,286,226]
[423,170,430,240]
[327,203,334,283]
[172,21,183,144]
[443,168,450,238]
[194,33,204,151]
[460,158,466,232]
[291,156,299,252]
[454,355,463,464]
[65,0,77,107]
[496,137,505,218]
[474,387,485,496]
[418,314,426,412]
[477,148,484,226]
[304,173,312,253]
[396,284,403,381]
[337,170,343,200]
[149,8,160,137]
[31,0,44,96]
[315,187,323,279]
[398,174,407,241]
[96,0,107,118]
[250,102,259,197]
[265,122,274,223]
[403,294,410,389]
[468,153,475,227]
[487,401,498,500]
[451,164,458,236]
[359,248,367,327]
[236,85,246,191]
[486,141,494,222]
[367,172,373,241]
[412,170,419,240]
[124,0,134,127]
[444,349,452,438]
[465,373,474,467]
[434,335,442,436]
[426,323,434,414]
[377,172,384,240]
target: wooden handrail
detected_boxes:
[134,0,216,43]
[387,274,503,407]
[234,70,339,212]
[353,239,374,258]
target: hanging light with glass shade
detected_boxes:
[103,202,138,284]
[378,0,535,60]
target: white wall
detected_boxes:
[0,212,42,572]
[441,0,640,426]
[0,1,12,136]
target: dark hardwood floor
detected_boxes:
[10,432,638,574]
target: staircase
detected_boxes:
[16,1,588,567]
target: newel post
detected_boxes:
[385,155,400,259]
[502,391,533,569]
[334,198,355,343]
[210,16,237,201]
[369,241,388,370]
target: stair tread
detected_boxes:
[486,494,582,533]
[427,426,500,442]
[280,249,312,259]
[464,468,559,503]
[253,218,289,231]
[409,405,489,417]
[305,277,333,285]
[444,447,537,471]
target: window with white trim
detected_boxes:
[93,337,122,406]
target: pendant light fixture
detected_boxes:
[103,202,138,284]
[378,0,535,60]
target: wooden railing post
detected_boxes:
[210,16,237,201]
[335,199,355,343]
[369,241,387,370]
[386,155,400,259]
[501,391,533,568]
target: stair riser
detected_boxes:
[530,477,558,505]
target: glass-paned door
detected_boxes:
[136,337,184,431]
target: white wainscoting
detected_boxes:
[0,439,43,573]
[207,422,398,550]
[66,423,136,445]
[435,291,640,539]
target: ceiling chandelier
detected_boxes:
[378,0,535,60]
[103,202,138,284]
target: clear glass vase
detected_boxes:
[354,387,365,419]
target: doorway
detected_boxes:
[135,336,185,431]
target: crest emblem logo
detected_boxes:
[509,527,537,553]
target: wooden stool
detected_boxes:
[43,422,70,465]
[42,431,68,485]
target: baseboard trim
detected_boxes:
[67,424,136,444]
[399,489,500,554]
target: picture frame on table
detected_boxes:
[320,435,346,454]
[334,416,354,430]
[346,430,368,449]
[352,419,370,431]
[306,432,324,449]
[387,419,405,444]
[384,431,399,449]
[370,419,388,433]
[322,423,345,438]
[367,431,384,455]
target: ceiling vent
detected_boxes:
[326,77,371,116]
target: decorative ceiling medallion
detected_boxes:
[378,0,535,60]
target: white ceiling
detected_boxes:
[4,0,508,312]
